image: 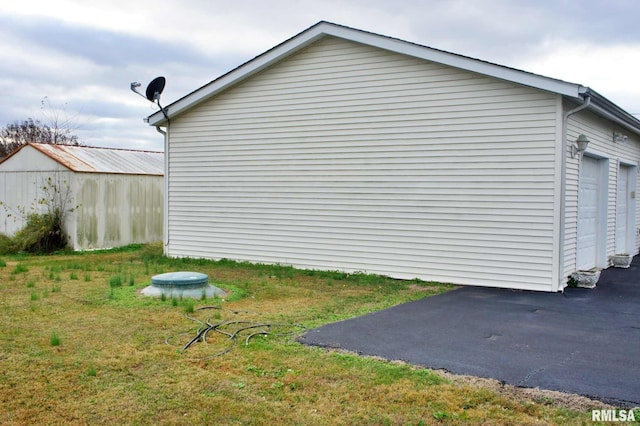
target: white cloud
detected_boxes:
[1,0,640,150]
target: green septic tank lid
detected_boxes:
[151,271,208,288]
[142,271,226,299]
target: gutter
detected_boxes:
[156,125,170,249]
[588,103,640,136]
[558,94,591,291]
[584,89,640,136]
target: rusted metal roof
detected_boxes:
[28,143,164,175]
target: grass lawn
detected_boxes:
[0,244,600,424]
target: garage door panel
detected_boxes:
[577,156,601,270]
[615,165,630,254]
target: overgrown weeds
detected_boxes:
[49,331,61,346]
[0,234,13,255]
[0,174,74,254]
[0,244,596,425]
[11,263,28,274]
[12,212,65,253]
[108,275,123,288]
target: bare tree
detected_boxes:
[0,98,81,159]
[39,96,82,145]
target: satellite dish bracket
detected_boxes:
[130,76,169,123]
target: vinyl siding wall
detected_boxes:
[563,106,640,282]
[167,36,561,291]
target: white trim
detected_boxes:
[583,147,609,160]
[619,158,639,167]
[630,166,638,255]
[148,22,586,126]
[162,126,170,248]
[149,32,325,125]
[615,163,637,255]
[595,157,610,268]
[551,96,564,291]
[319,24,585,97]
[587,103,640,139]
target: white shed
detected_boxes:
[147,21,640,292]
[0,143,164,250]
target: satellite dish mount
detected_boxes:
[130,76,169,121]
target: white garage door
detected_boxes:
[577,156,601,270]
[615,165,631,254]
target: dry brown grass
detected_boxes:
[0,245,601,425]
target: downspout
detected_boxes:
[558,94,591,291]
[156,125,170,250]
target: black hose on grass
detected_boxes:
[166,305,306,359]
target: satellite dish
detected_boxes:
[145,76,166,102]
[130,76,170,122]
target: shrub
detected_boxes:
[12,212,66,253]
[0,233,17,255]
[0,174,74,254]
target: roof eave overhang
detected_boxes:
[0,142,29,166]
[581,88,640,136]
[148,22,632,132]
[147,23,330,126]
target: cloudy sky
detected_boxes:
[1,0,639,151]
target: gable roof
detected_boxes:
[148,21,640,135]
[1,143,164,175]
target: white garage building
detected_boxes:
[148,22,640,291]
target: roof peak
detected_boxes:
[22,143,164,175]
[147,21,640,135]
[27,142,163,155]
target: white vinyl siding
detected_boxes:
[563,106,640,281]
[167,36,561,291]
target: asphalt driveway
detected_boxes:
[299,258,640,407]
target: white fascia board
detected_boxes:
[588,102,640,136]
[148,25,328,126]
[148,21,586,126]
[322,24,586,98]
[583,88,640,136]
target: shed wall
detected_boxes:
[0,147,68,172]
[0,147,69,236]
[68,173,164,250]
[0,170,74,236]
[0,146,164,250]
[167,36,561,290]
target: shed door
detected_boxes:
[577,156,602,270]
[615,165,632,254]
